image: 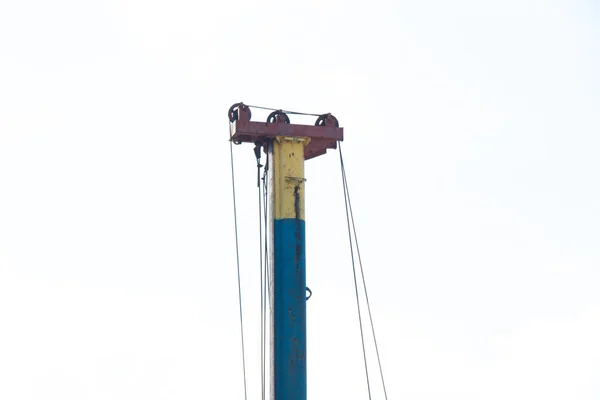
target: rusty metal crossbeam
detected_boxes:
[230,104,344,160]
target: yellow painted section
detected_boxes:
[273,136,309,221]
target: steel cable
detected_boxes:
[245,104,322,117]
[229,122,248,400]
[258,156,265,400]
[262,146,272,400]
[340,143,389,400]
[339,143,373,400]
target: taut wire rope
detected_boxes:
[229,121,248,400]
[339,142,373,400]
[340,143,389,400]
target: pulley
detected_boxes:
[315,113,339,128]
[228,102,252,123]
[267,110,290,124]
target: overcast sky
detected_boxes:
[1,0,599,399]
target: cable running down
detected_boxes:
[339,143,389,400]
[229,122,248,400]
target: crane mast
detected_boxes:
[229,104,343,400]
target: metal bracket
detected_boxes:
[306,287,312,300]
[228,103,343,160]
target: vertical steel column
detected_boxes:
[230,102,342,400]
[270,136,308,400]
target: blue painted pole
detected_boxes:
[268,136,307,400]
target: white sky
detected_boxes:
[1,0,599,399]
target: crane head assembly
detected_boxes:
[228,102,344,159]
